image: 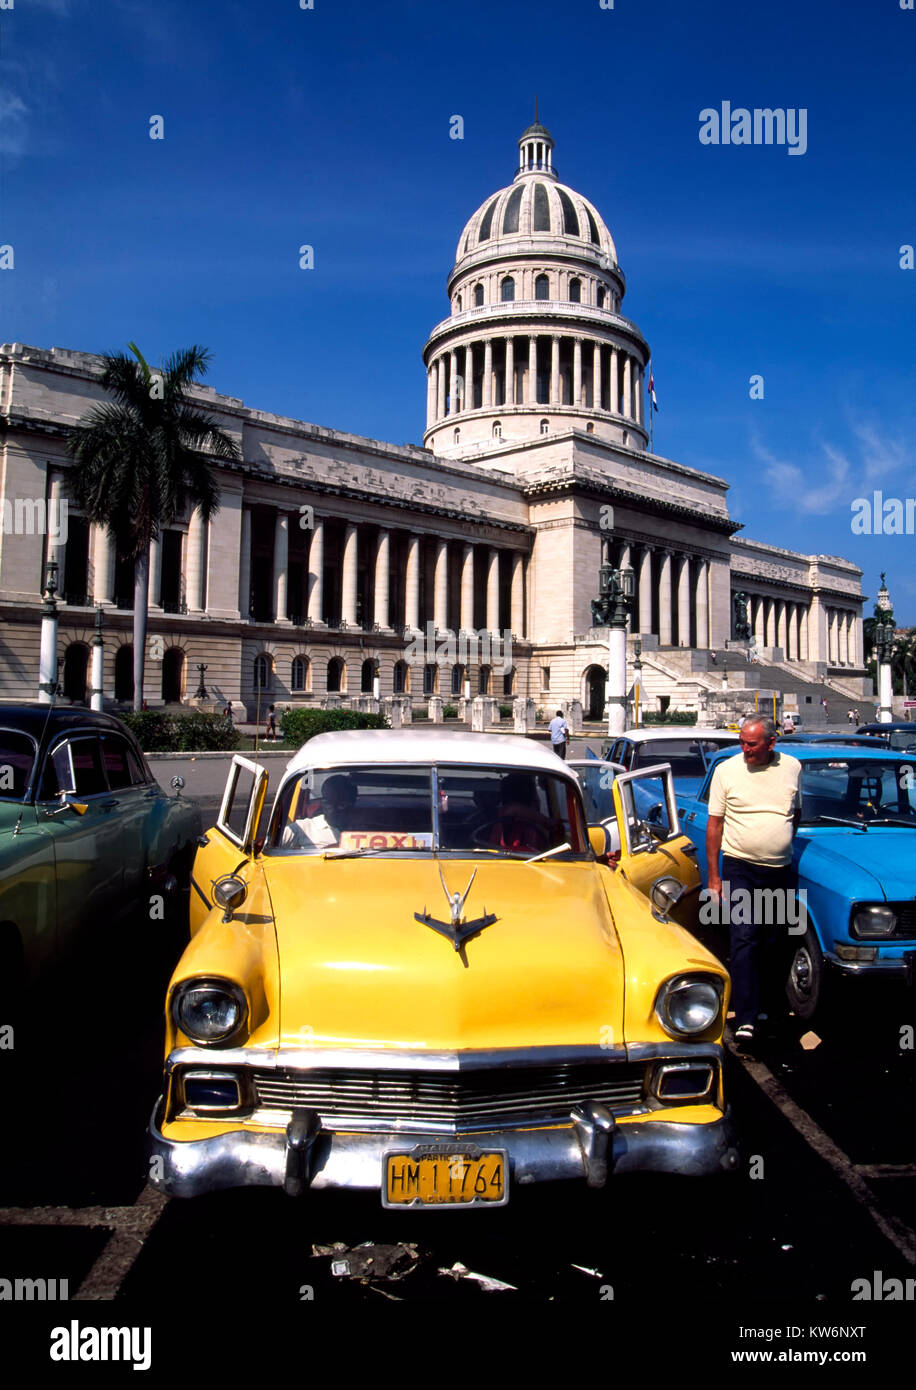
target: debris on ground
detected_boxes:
[316,1241,420,1281]
[437,1261,516,1292]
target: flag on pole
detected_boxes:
[647,365,659,412]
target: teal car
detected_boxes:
[0,703,201,1007]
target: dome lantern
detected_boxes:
[517,122,557,181]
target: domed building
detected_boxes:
[0,122,868,722]
[424,122,649,457]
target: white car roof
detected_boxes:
[616,728,738,743]
[284,729,581,781]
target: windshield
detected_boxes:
[0,730,37,802]
[265,763,587,856]
[888,730,916,753]
[632,737,737,779]
[799,759,916,825]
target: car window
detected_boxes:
[0,730,37,801]
[68,738,107,797]
[699,738,739,759]
[799,759,916,823]
[889,730,916,752]
[632,739,706,779]
[100,735,137,790]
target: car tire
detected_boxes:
[785,927,825,1021]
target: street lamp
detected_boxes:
[38,560,60,703]
[591,540,635,739]
[90,605,105,712]
[633,640,643,729]
[874,574,895,724]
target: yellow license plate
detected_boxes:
[383,1148,508,1208]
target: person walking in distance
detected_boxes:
[266,704,277,741]
[705,716,802,1045]
[548,708,570,759]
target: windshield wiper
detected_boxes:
[322,846,427,859]
[864,817,916,828]
[802,815,869,831]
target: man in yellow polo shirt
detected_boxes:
[706,716,801,1045]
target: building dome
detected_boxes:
[422,123,650,462]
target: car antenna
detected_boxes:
[13,676,60,837]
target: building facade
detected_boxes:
[0,124,867,717]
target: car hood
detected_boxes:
[796,827,916,901]
[264,856,625,1051]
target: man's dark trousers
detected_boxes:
[721,854,799,1026]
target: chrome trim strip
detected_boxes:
[165,1043,633,1073]
[625,1041,725,1063]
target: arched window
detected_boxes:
[569,277,581,303]
[291,656,309,691]
[478,665,492,695]
[500,276,515,303]
[586,421,595,434]
[585,205,601,245]
[254,654,273,692]
[535,273,549,301]
[502,186,523,234]
[453,427,460,444]
[162,647,185,703]
[533,184,550,232]
[503,668,516,697]
[597,286,606,309]
[451,664,465,696]
[393,660,409,694]
[361,658,376,693]
[557,188,580,237]
[327,657,345,693]
[492,421,502,439]
[423,664,438,696]
[474,283,484,307]
[478,197,498,242]
[539,419,549,435]
[114,644,133,703]
[455,294,462,312]
[63,643,89,703]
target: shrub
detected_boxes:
[279,707,389,746]
[118,710,240,752]
[442,704,458,719]
[498,703,513,719]
[642,710,698,726]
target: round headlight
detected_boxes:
[656,975,722,1037]
[174,980,247,1046]
[649,875,684,919]
[852,905,897,939]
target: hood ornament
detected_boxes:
[414,863,498,951]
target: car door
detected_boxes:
[97,731,161,900]
[190,756,268,936]
[610,764,701,928]
[567,759,626,851]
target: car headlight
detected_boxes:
[172,979,248,1046]
[655,974,723,1038]
[649,875,684,920]
[851,905,897,939]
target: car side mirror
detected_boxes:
[46,794,88,818]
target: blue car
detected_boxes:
[677,745,916,1019]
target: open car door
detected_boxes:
[189,756,268,936]
[567,759,626,855]
[610,764,702,929]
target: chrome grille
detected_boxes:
[249,1063,646,1133]
[890,903,916,939]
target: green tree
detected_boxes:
[66,345,240,710]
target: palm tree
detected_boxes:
[66,344,241,710]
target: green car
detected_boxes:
[0,703,201,1007]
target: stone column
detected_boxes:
[48,471,67,589]
[622,356,632,420]
[695,559,709,648]
[341,522,358,625]
[405,533,420,633]
[463,344,473,411]
[550,335,560,405]
[436,356,446,421]
[307,518,324,624]
[618,542,631,574]
[593,343,602,409]
[448,350,458,414]
[148,533,161,608]
[800,606,809,660]
[658,550,673,645]
[573,338,583,407]
[784,603,794,660]
[426,364,436,426]
[777,601,788,655]
[505,337,515,406]
[187,507,208,613]
[238,507,252,619]
[610,347,619,415]
[434,538,449,632]
[638,547,653,633]
[483,338,493,409]
[486,548,500,633]
[754,596,765,646]
[510,551,524,636]
[634,365,643,425]
[528,336,538,404]
[677,555,691,646]
[460,544,474,631]
[840,611,850,665]
[374,529,390,630]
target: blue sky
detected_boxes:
[2,0,914,620]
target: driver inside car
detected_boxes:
[282,773,358,849]
[486,773,555,853]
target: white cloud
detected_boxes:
[750,424,912,515]
[0,93,29,158]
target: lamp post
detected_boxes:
[633,640,643,729]
[194,664,209,700]
[591,540,635,739]
[874,574,895,724]
[90,605,105,712]
[38,560,60,703]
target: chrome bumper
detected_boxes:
[148,1099,739,1199]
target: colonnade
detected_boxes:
[823,605,862,667]
[427,335,644,425]
[610,541,711,648]
[745,595,860,667]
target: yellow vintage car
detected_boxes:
[148,731,737,1207]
